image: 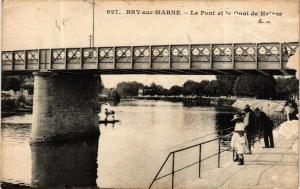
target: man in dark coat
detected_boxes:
[254,108,274,148]
[243,104,256,154]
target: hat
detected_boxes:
[254,107,260,113]
[243,104,250,110]
[231,114,242,121]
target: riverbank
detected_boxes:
[121,96,236,107]
[1,95,33,117]
[177,120,298,189]
[232,99,286,116]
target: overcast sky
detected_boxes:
[2,0,299,88]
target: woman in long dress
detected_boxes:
[231,114,248,165]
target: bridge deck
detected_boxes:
[2,42,298,75]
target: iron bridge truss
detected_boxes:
[2,42,299,75]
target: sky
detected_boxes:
[2,0,299,88]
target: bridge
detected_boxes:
[2,42,298,144]
[2,42,299,75]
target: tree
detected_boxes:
[205,80,219,96]
[198,80,210,96]
[253,75,276,99]
[116,81,144,97]
[21,83,34,94]
[109,89,121,101]
[2,76,22,91]
[169,85,182,96]
[182,80,204,96]
[276,76,299,100]
[233,76,256,97]
[233,75,276,99]
[149,83,164,96]
[215,75,237,97]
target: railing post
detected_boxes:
[24,50,27,70]
[198,144,202,178]
[149,46,152,69]
[210,44,213,68]
[64,48,67,69]
[37,49,40,70]
[12,51,15,70]
[113,46,116,69]
[96,47,99,69]
[232,43,235,69]
[172,152,175,189]
[232,149,235,160]
[169,45,172,69]
[255,43,258,69]
[218,137,221,168]
[189,44,192,69]
[131,46,134,69]
[49,49,53,70]
[80,48,83,69]
[279,43,283,70]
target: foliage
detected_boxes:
[204,80,219,97]
[233,75,277,99]
[2,76,22,91]
[276,76,299,100]
[116,81,144,97]
[21,83,34,94]
[15,94,26,107]
[215,75,237,96]
[182,80,200,96]
[109,90,121,101]
[169,85,182,96]
[253,75,276,99]
[110,75,298,100]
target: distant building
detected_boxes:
[138,88,143,96]
[138,87,153,96]
[2,89,29,99]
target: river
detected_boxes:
[1,100,235,188]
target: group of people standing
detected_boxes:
[284,100,299,121]
[230,100,298,166]
[230,104,275,165]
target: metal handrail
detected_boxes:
[149,113,286,189]
[166,126,235,150]
[148,135,231,189]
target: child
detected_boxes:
[231,114,248,165]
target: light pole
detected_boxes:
[92,0,95,47]
[89,34,92,47]
[85,0,96,47]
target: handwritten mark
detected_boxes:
[55,17,69,31]
[258,18,271,24]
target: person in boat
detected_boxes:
[104,108,115,121]
[104,109,109,121]
[243,104,256,154]
[254,108,274,148]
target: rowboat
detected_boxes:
[99,120,120,124]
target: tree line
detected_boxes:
[109,75,298,100]
[2,76,34,94]
[2,75,299,100]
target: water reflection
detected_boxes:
[215,107,236,145]
[2,100,237,188]
[30,138,99,189]
[108,100,120,106]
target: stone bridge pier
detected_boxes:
[30,71,100,143]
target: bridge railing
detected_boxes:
[148,111,288,189]
[2,42,298,72]
[148,136,232,189]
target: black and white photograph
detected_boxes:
[1,0,299,188]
